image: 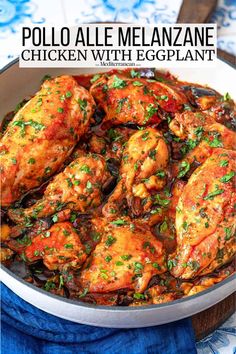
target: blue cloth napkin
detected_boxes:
[1,283,197,354]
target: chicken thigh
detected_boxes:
[90,74,187,126]
[170,149,236,279]
[80,217,166,293]
[8,154,111,224]
[0,75,95,206]
[102,127,169,217]
[24,222,87,271]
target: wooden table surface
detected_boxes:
[192,292,236,341]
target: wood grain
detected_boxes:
[177,0,217,23]
[192,293,236,341]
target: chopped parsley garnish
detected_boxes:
[64,244,74,249]
[111,75,127,89]
[105,235,116,247]
[121,254,132,261]
[116,97,128,113]
[224,227,232,241]
[79,288,89,298]
[152,262,161,270]
[167,259,177,270]
[130,69,141,78]
[204,185,224,200]
[80,164,91,173]
[133,293,145,300]
[105,255,112,262]
[219,160,229,167]
[141,131,150,141]
[65,91,72,98]
[110,219,127,226]
[223,92,232,101]
[149,149,156,160]
[90,74,101,83]
[183,104,192,111]
[28,158,36,164]
[160,220,168,233]
[220,171,235,183]
[145,103,158,121]
[156,170,165,178]
[134,262,143,273]
[115,261,124,266]
[57,107,64,113]
[177,161,190,178]
[154,194,170,207]
[132,81,143,87]
[86,180,93,192]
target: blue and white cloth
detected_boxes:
[0,1,236,353]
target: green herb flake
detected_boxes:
[204,186,224,200]
[80,164,91,173]
[110,219,127,226]
[115,261,124,266]
[177,161,190,178]
[133,81,143,87]
[57,107,64,113]
[90,74,101,83]
[111,75,127,89]
[64,243,74,249]
[105,235,116,247]
[105,255,112,262]
[133,293,145,300]
[220,171,235,183]
[121,254,132,261]
[28,158,36,164]
[219,160,229,167]
[130,69,141,78]
[65,91,72,98]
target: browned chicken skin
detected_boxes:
[90,74,187,126]
[0,75,95,206]
[80,217,166,293]
[103,127,169,217]
[170,149,236,279]
[8,154,111,224]
[24,222,87,271]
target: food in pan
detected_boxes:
[1,68,235,306]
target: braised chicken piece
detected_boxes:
[23,222,87,271]
[79,217,166,293]
[169,111,215,140]
[8,154,111,224]
[0,75,95,207]
[171,117,236,177]
[90,74,187,126]
[103,127,169,218]
[170,149,236,279]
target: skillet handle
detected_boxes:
[177,0,236,68]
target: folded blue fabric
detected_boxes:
[1,283,197,354]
